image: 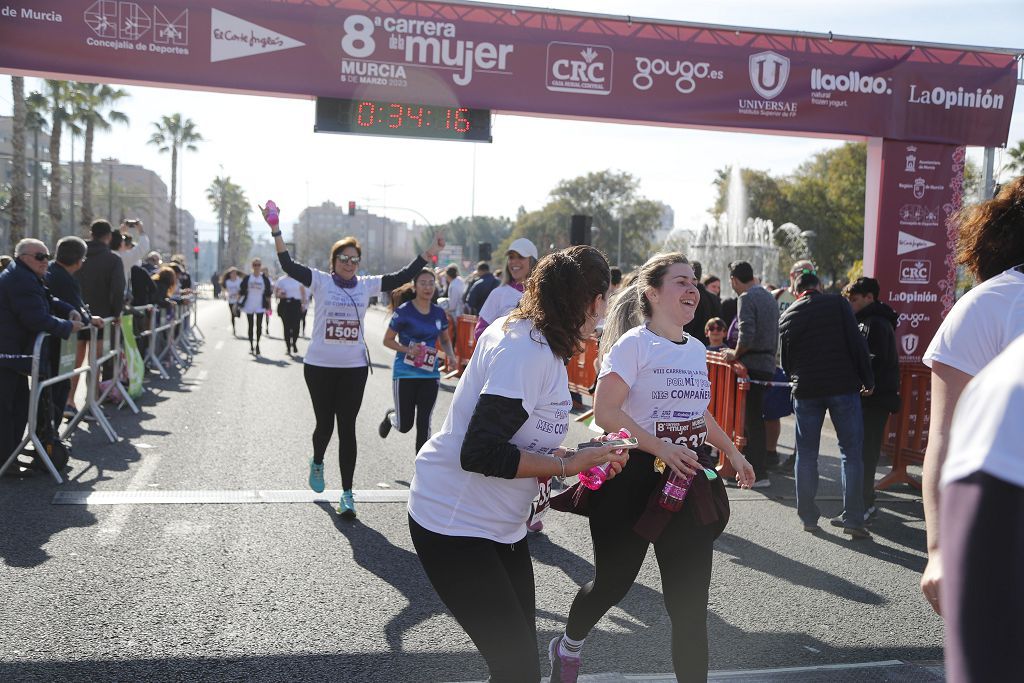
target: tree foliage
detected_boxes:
[149,114,202,252]
[503,170,661,269]
[420,215,513,260]
[71,83,130,228]
[206,175,250,270]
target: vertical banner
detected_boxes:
[120,314,145,398]
[868,140,964,363]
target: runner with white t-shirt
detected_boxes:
[221,268,242,335]
[408,246,628,683]
[473,237,538,340]
[549,253,755,683]
[262,203,445,518]
[919,174,1024,620]
[275,273,306,355]
[239,259,272,356]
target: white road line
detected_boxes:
[214,340,224,350]
[56,488,410,505]
[94,454,162,544]
[197,369,209,381]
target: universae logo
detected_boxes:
[749,51,790,100]
[901,334,920,356]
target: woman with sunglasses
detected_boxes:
[262,204,445,518]
[239,258,272,355]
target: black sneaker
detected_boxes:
[379,409,395,438]
[829,515,845,528]
[255,344,261,356]
[774,455,795,474]
[843,526,872,540]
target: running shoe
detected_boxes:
[255,344,261,356]
[308,459,325,493]
[338,490,356,519]
[378,409,395,438]
[548,636,582,683]
[63,405,76,419]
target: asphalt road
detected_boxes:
[0,298,942,682]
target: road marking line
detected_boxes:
[95,454,162,543]
[215,341,224,350]
[55,488,410,505]
[197,369,209,381]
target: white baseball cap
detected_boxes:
[506,238,538,260]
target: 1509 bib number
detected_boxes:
[656,416,707,450]
[325,318,360,344]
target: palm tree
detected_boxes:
[206,175,232,273]
[9,77,27,245]
[33,80,79,241]
[1002,140,1024,180]
[148,114,202,253]
[24,98,49,239]
[225,182,252,267]
[72,83,130,228]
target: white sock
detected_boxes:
[559,634,585,659]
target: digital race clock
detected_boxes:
[314,97,492,142]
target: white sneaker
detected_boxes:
[751,478,772,489]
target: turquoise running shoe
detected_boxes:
[338,490,356,519]
[308,459,325,493]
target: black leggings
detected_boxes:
[409,515,540,683]
[303,363,368,490]
[566,474,718,681]
[392,378,440,452]
[246,313,264,346]
[278,299,302,349]
[861,402,891,508]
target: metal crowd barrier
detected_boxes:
[63,317,129,442]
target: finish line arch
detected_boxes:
[2,0,1020,358]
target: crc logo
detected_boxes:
[901,334,920,356]
[898,312,931,328]
[899,259,931,285]
[632,57,723,94]
[749,51,790,99]
[546,43,613,95]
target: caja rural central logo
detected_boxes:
[546,43,613,95]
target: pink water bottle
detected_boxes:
[414,342,427,367]
[265,200,279,227]
[658,468,695,512]
[578,429,631,490]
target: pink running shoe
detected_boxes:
[548,636,582,683]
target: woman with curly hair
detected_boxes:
[408,246,629,682]
[919,175,1024,682]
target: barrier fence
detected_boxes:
[1,295,203,484]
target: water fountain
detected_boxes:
[689,165,782,286]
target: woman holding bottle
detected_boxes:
[261,203,444,518]
[408,246,629,682]
[379,268,456,454]
[239,258,272,355]
[548,253,755,683]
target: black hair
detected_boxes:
[90,219,113,239]
[610,267,622,286]
[55,236,88,266]
[845,276,880,299]
[729,260,754,283]
[796,272,820,292]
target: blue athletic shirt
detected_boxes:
[389,301,449,379]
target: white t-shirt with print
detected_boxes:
[923,267,1024,376]
[409,316,572,544]
[241,274,267,314]
[276,275,304,300]
[943,332,1024,489]
[304,269,383,369]
[478,284,524,325]
[224,277,241,304]
[599,324,712,440]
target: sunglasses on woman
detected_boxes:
[335,255,361,264]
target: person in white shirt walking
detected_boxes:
[275,273,306,355]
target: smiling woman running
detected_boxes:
[262,203,445,518]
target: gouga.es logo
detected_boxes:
[749,51,790,99]
[546,43,613,95]
[632,57,723,94]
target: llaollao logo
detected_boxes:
[749,51,790,100]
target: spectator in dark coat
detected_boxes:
[683,261,721,345]
[1,239,81,469]
[74,220,126,384]
[780,272,874,538]
[465,262,498,315]
[844,277,900,520]
[46,237,104,424]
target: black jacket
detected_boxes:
[684,283,721,346]
[466,272,499,315]
[856,301,901,412]
[75,239,126,318]
[45,262,88,319]
[239,273,273,311]
[779,291,873,399]
[130,265,158,307]
[0,260,74,357]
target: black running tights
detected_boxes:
[565,509,717,682]
[409,515,540,682]
[246,313,264,346]
[303,363,368,490]
[392,378,439,453]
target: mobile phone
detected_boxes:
[125,219,139,227]
[577,437,638,450]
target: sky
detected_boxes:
[2,0,1022,244]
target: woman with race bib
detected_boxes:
[408,246,629,682]
[548,253,755,683]
[378,268,456,454]
[221,267,242,336]
[262,203,445,518]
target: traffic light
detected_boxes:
[193,230,200,255]
[348,201,356,216]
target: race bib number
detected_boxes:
[324,318,360,344]
[656,416,708,450]
[403,344,438,370]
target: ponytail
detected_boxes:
[600,283,643,355]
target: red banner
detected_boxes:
[0,0,1016,146]
[868,140,964,363]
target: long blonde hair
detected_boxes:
[601,252,689,355]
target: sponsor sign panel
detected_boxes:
[871,140,964,363]
[0,0,1016,146]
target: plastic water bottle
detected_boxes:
[657,468,695,512]
[578,429,630,490]
[265,200,280,227]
